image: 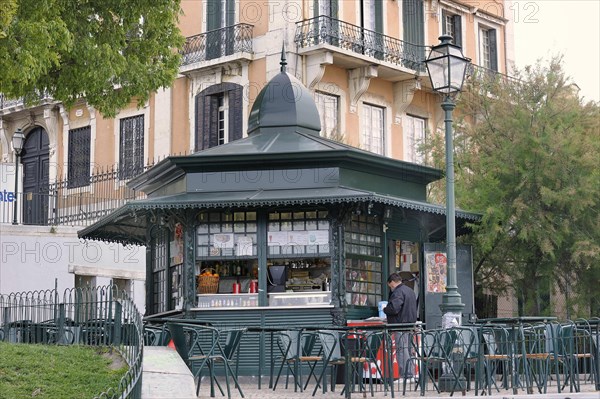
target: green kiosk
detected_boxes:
[79,54,479,376]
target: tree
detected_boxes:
[0,0,184,117]
[427,58,600,317]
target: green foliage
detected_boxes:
[427,57,600,316]
[0,0,184,117]
[0,342,127,398]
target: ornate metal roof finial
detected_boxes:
[280,43,287,73]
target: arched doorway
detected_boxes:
[21,127,49,225]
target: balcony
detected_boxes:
[0,92,56,115]
[179,23,254,73]
[295,16,426,81]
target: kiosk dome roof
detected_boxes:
[247,49,321,135]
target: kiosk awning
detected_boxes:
[78,186,480,245]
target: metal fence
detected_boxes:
[0,285,144,399]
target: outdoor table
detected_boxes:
[474,316,558,394]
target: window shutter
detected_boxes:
[375,0,383,33]
[453,15,462,48]
[442,9,449,35]
[207,95,219,148]
[489,29,498,71]
[228,85,243,142]
[226,0,235,26]
[403,0,425,66]
[207,0,222,30]
[195,94,205,151]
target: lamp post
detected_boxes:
[425,35,470,321]
[425,33,470,394]
[12,128,25,225]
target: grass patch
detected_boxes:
[0,342,128,398]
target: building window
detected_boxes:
[404,115,426,164]
[315,92,339,139]
[361,103,385,155]
[217,93,228,145]
[118,115,144,180]
[112,278,132,298]
[479,26,498,71]
[195,83,243,151]
[67,126,91,188]
[442,9,462,47]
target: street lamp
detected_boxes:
[424,35,470,322]
[12,128,25,225]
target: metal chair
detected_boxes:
[167,322,238,398]
[272,329,319,392]
[480,325,513,394]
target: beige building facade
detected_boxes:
[0,1,514,302]
[1,0,514,175]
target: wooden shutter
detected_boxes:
[453,15,462,48]
[489,29,498,71]
[207,0,222,30]
[195,92,216,151]
[442,9,449,34]
[374,0,383,33]
[403,0,425,66]
[228,85,243,142]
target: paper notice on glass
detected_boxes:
[267,231,289,246]
[236,236,253,256]
[288,231,309,246]
[212,233,234,249]
[308,230,329,245]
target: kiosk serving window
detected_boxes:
[196,211,258,258]
[267,210,330,256]
[345,215,383,307]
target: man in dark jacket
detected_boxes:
[383,273,417,381]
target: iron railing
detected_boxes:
[0,284,144,399]
[295,15,427,72]
[0,164,154,226]
[180,23,253,66]
[0,91,55,111]
[468,64,521,87]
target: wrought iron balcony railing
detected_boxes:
[295,16,427,72]
[0,91,54,112]
[180,23,253,66]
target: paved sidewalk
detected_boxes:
[142,346,599,399]
[142,347,196,398]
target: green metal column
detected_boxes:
[439,97,464,319]
[183,216,197,315]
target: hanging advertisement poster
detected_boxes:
[425,251,447,293]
